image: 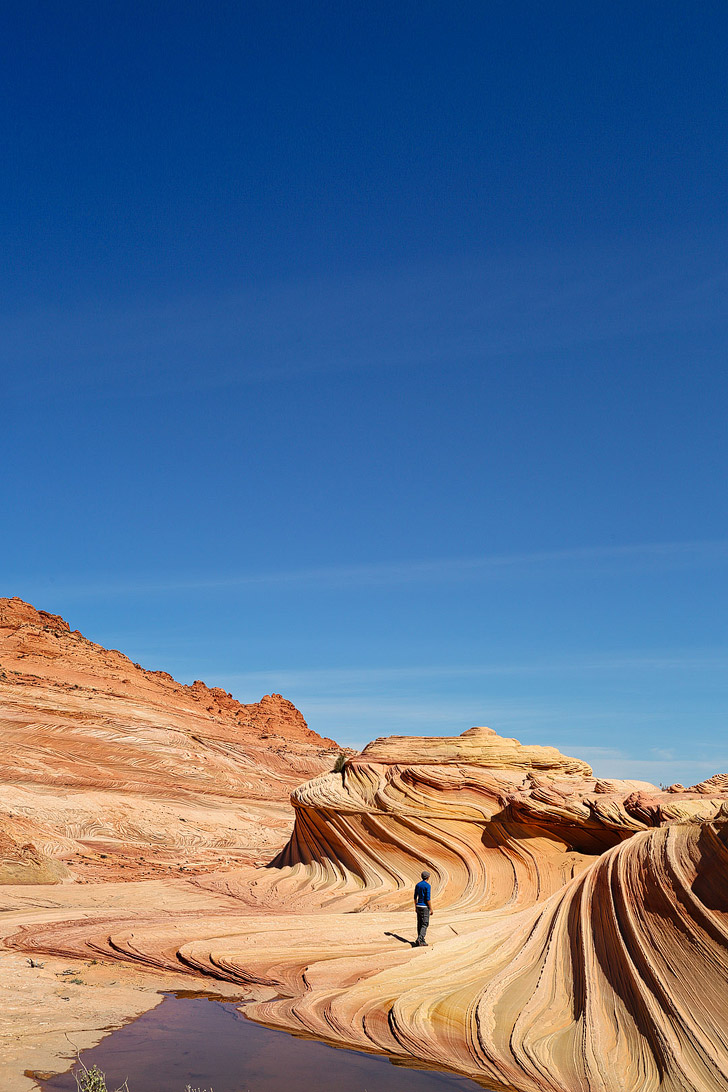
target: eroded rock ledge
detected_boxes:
[0,597,341,882]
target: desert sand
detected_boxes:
[1,597,727,1092]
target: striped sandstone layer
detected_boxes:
[250,813,728,1092]
[6,695,728,1092]
[0,597,341,882]
[0,597,344,1091]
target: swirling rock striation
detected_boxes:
[267,726,727,915]
[250,812,728,1092]
[3,605,728,1092]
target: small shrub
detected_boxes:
[72,1061,128,1092]
[332,753,346,773]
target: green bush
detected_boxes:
[73,1063,127,1092]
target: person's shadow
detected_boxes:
[384,931,416,947]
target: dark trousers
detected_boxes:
[416,906,430,945]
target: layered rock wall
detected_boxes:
[3,600,728,1092]
[251,812,728,1092]
[269,725,725,913]
[0,597,340,881]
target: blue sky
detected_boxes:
[1,3,726,783]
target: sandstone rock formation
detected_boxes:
[0,597,344,1090]
[2,599,728,1092]
[0,597,341,883]
[266,725,727,914]
[250,811,728,1092]
[0,826,69,885]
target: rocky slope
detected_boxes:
[0,597,340,881]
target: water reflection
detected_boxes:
[43,994,488,1092]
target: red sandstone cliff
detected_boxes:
[0,597,341,882]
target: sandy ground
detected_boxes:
[1,950,195,1091]
[0,878,265,1092]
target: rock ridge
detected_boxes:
[0,597,341,885]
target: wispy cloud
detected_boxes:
[207,647,728,694]
[9,538,728,599]
[576,747,728,785]
[2,241,726,398]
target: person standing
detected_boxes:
[414,869,433,946]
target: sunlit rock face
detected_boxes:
[0,597,341,882]
[239,734,728,1092]
[4,601,728,1092]
[270,725,726,913]
[251,811,728,1092]
[12,725,728,1092]
[0,825,70,884]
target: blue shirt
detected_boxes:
[414,880,431,906]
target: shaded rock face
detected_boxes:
[0,597,340,881]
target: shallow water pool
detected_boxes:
[42,993,488,1092]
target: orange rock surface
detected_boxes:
[0,597,341,882]
[2,597,728,1092]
